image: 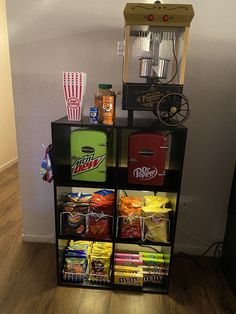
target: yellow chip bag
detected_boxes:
[142,206,171,243]
[143,196,169,207]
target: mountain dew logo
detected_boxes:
[71,153,106,176]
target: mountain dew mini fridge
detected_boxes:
[70,129,107,182]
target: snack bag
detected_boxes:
[63,205,88,236]
[87,190,114,240]
[67,193,92,204]
[86,213,112,240]
[69,240,93,256]
[63,239,90,281]
[143,195,169,207]
[142,205,171,243]
[62,202,79,212]
[119,196,142,239]
[64,257,87,274]
[89,242,112,282]
[90,190,114,215]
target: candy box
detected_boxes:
[115,253,140,259]
[140,252,164,259]
[143,271,167,284]
[114,258,142,266]
[114,272,143,286]
[114,265,143,273]
[141,257,165,266]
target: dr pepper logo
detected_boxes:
[71,153,105,176]
[133,166,157,180]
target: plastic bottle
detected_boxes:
[89,107,98,123]
[94,84,115,122]
[103,95,115,125]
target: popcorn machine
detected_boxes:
[121,1,194,126]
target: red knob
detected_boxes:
[147,14,154,21]
[162,15,169,22]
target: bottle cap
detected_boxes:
[98,84,112,89]
[90,107,98,112]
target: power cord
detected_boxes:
[138,244,161,254]
[158,38,178,85]
[175,241,224,269]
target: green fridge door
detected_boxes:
[71,129,107,182]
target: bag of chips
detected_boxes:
[87,190,114,240]
[143,195,169,207]
[142,205,171,243]
[90,190,114,215]
[63,204,88,236]
[67,192,92,204]
[119,196,142,239]
[86,213,112,240]
[64,257,87,274]
[89,242,112,282]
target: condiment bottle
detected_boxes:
[103,95,115,125]
[94,84,112,122]
[89,107,98,123]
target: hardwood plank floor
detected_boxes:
[0,163,235,314]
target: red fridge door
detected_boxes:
[128,132,168,186]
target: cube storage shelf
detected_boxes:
[51,116,187,293]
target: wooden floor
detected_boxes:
[0,163,236,314]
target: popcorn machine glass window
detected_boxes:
[121,2,194,126]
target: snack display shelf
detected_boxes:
[52,117,187,294]
[58,279,112,290]
[58,234,113,243]
[58,230,173,247]
[114,239,172,247]
[52,116,184,131]
[58,280,168,293]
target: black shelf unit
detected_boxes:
[51,116,187,294]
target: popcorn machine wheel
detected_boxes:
[155,93,190,127]
[121,1,194,126]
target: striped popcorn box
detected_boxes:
[63,72,87,121]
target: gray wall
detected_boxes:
[7,0,236,253]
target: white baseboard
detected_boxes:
[0,157,18,172]
[174,244,210,256]
[22,233,55,244]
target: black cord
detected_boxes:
[175,252,212,269]
[198,241,223,258]
[138,244,161,254]
[213,242,223,258]
[158,38,178,85]
[175,241,224,269]
[122,190,128,196]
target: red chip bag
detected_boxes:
[86,214,112,240]
[90,190,114,215]
[119,197,142,239]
